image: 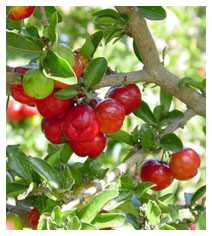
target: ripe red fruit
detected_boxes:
[41,118,66,144]
[21,104,38,118]
[11,85,36,106]
[140,159,173,191]
[61,105,99,142]
[8,6,36,20]
[28,208,40,230]
[14,66,31,74]
[6,213,24,230]
[36,89,74,119]
[107,84,141,115]
[169,148,201,180]
[189,223,197,230]
[95,98,125,134]
[70,133,106,158]
[7,102,25,122]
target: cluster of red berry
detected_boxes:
[140,148,201,191]
[9,59,142,159]
[38,83,141,158]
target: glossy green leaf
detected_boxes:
[48,12,58,47]
[92,213,125,229]
[55,43,75,67]
[6,31,42,67]
[160,224,176,230]
[160,88,172,111]
[146,200,161,226]
[107,129,134,146]
[166,110,184,121]
[25,26,40,39]
[160,133,183,152]
[135,182,155,198]
[139,124,156,150]
[83,57,107,89]
[66,216,81,230]
[81,223,97,230]
[119,175,134,190]
[42,50,77,84]
[79,188,118,223]
[139,193,171,213]
[136,6,166,21]
[51,206,64,227]
[90,31,103,56]
[133,101,156,125]
[104,27,123,44]
[133,39,143,63]
[28,157,62,190]
[80,35,95,58]
[118,200,139,217]
[93,8,121,20]
[6,145,33,183]
[191,185,206,205]
[54,87,79,99]
[153,105,166,123]
[6,183,28,197]
[197,210,206,230]
[60,165,74,191]
[179,77,205,90]
[169,205,179,221]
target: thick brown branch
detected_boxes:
[115,6,161,71]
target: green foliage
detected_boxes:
[136,6,166,21]
[83,57,107,89]
[6,6,206,230]
[6,31,42,67]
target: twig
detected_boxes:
[39,6,48,27]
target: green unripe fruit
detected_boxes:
[6,213,24,230]
[22,69,54,99]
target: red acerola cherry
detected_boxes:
[61,105,99,142]
[11,85,37,106]
[140,159,173,191]
[70,133,107,158]
[41,118,66,144]
[169,148,201,181]
[7,102,25,122]
[95,98,125,134]
[36,89,74,119]
[8,6,36,20]
[21,104,39,118]
[28,208,40,230]
[107,84,141,115]
[189,223,197,230]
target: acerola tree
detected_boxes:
[6,6,206,230]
